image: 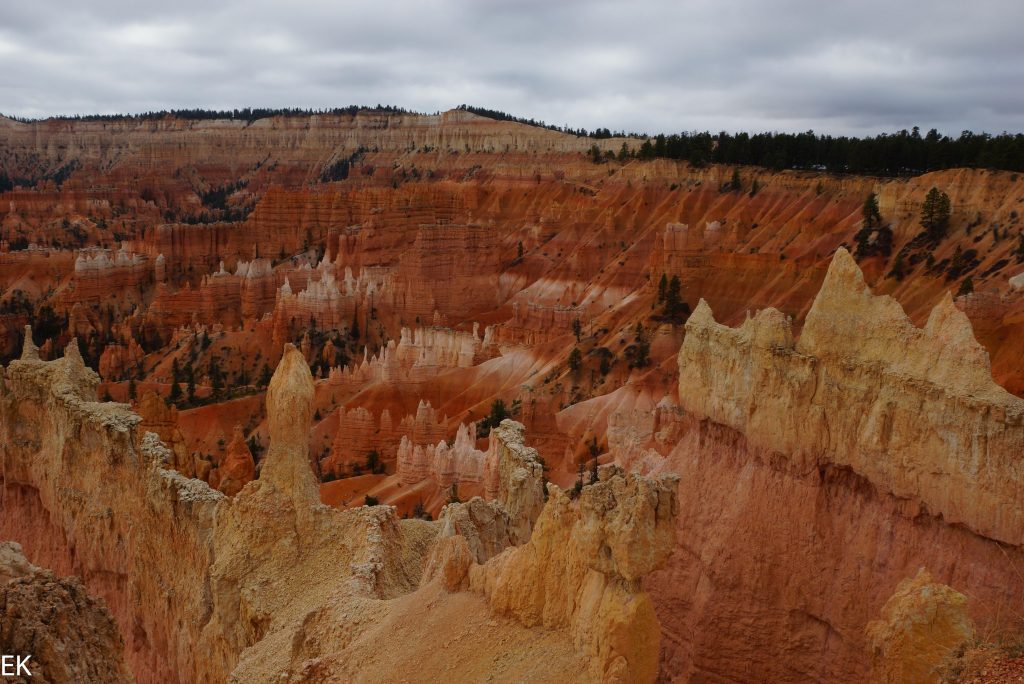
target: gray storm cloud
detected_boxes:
[1,0,1021,136]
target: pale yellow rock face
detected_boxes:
[866,569,974,684]
[485,419,547,544]
[679,247,1024,546]
[261,344,319,504]
[420,534,474,592]
[470,466,678,684]
[435,496,512,564]
[0,541,36,584]
[1,331,644,683]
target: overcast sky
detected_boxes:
[1,1,1022,136]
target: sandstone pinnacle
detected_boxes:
[20,325,39,361]
[260,343,319,503]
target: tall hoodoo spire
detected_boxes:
[260,344,318,503]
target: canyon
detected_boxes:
[0,109,1022,682]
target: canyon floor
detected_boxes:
[0,109,1022,683]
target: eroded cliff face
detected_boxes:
[0,334,220,683]
[680,248,1023,546]
[469,466,679,683]
[0,541,133,684]
[647,248,1024,682]
[0,339,676,683]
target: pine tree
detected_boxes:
[477,399,511,438]
[259,363,272,387]
[128,378,137,401]
[731,168,742,192]
[568,347,582,373]
[921,187,951,242]
[209,357,224,396]
[664,275,684,321]
[862,192,882,228]
[571,317,582,342]
[874,226,894,256]
[573,460,584,497]
[366,450,384,474]
[169,380,182,403]
[657,273,668,303]
[888,252,908,281]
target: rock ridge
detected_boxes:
[468,466,679,683]
[679,247,1024,546]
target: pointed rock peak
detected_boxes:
[227,424,250,454]
[58,336,99,397]
[928,291,963,328]
[819,247,869,300]
[64,338,85,368]
[925,292,988,364]
[261,344,318,502]
[687,299,716,327]
[800,246,911,358]
[20,326,39,361]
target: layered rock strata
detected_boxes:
[0,335,218,682]
[679,247,1023,546]
[648,248,1024,682]
[469,466,679,683]
[0,337,675,683]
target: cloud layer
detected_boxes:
[2,0,1022,135]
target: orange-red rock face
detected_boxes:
[642,250,1024,683]
[211,425,254,496]
[2,110,1024,683]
